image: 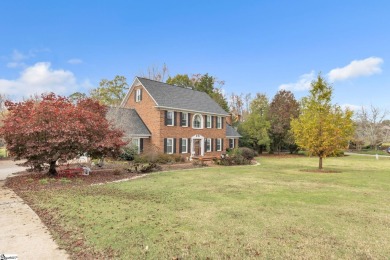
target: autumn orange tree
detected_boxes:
[291,75,354,169]
[0,93,127,175]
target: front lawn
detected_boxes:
[16,155,390,259]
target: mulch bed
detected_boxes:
[5,162,208,193]
[5,169,139,192]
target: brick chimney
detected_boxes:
[226,113,233,125]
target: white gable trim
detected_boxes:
[120,77,158,107]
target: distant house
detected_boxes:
[108,77,240,158]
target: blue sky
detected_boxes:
[1,1,389,113]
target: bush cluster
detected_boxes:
[133,152,185,164]
[214,147,256,166]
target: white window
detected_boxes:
[229,138,235,149]
[206,138,211,152]
[132,138,140,154]
[167,111,174,126]
[181,138,188,153]
[193,114,203,129]
[181,112,188,127]
[135,89,141,102]
[167,138,174,154]
[216,138,222,151]
[206,115,211,128]
[217,116,222,129]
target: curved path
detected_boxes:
[0,160,69,259]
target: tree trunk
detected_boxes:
[319,157,323,170]
[48,160,57,176]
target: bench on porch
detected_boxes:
[192,156,218,162]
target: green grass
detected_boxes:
[26,155,390,259]
[349,149,389,156]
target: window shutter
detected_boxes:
[174,112,177,126]
[140,138,144,153]
[180,112,183,126]
[211,138,214,151]
[204,115,207,128]
[188,138,191,154]
[173,138,176,153]
[188,113,191,127]
[215,139,218,151]
[164,111,168,126]
[179,138,182,153]
[164,138,167,153]
[211,116,214,128]
[221,118,224,129]
[221,139,224,151]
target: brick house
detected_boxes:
[108,77,240,159]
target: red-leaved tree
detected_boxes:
[0,93,127,175]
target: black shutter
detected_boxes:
[164,111,168,126]
[173,138,176,153]
[221,118,224,129]
[140,89,142,101]
[164,138,167,153]
[204,115,207,128]
[188,113,191,127]
[204,139,207,152]
[140,139,144,153]
[222,139,224,151]
[211,138,214,151]
[215,139,218,151]
[211,116,214,128]
[188,138,191,154]
[179,138,182,153]
[180,112,183,126]
[174,112,177,126]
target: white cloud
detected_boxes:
[328,57,383,81]
[68,58,83,64]
[7,50,29,68]
[279,71,315,91]
[0,62,79,98]
[341,103,362,112]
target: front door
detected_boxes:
[194,139,201,156]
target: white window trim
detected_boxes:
[192,113,203,129]
[206,138,211,152]
[167,138,174,154]
[181,138,188,153]
[135,89,141,102]
[167,111,174,126]
[216,138,222,151]
[230,138,235,149]
[206,115,211,128]
[132,138,140,154]
[181,112,188,127]
[217,116,222,129]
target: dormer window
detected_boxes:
[193,114,203,129]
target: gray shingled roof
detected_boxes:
[106,107,151,138]
[137,77,229,116]
[226,124,241,138]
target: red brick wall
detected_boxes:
[124,84,161,152]
[124,83,230,157]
